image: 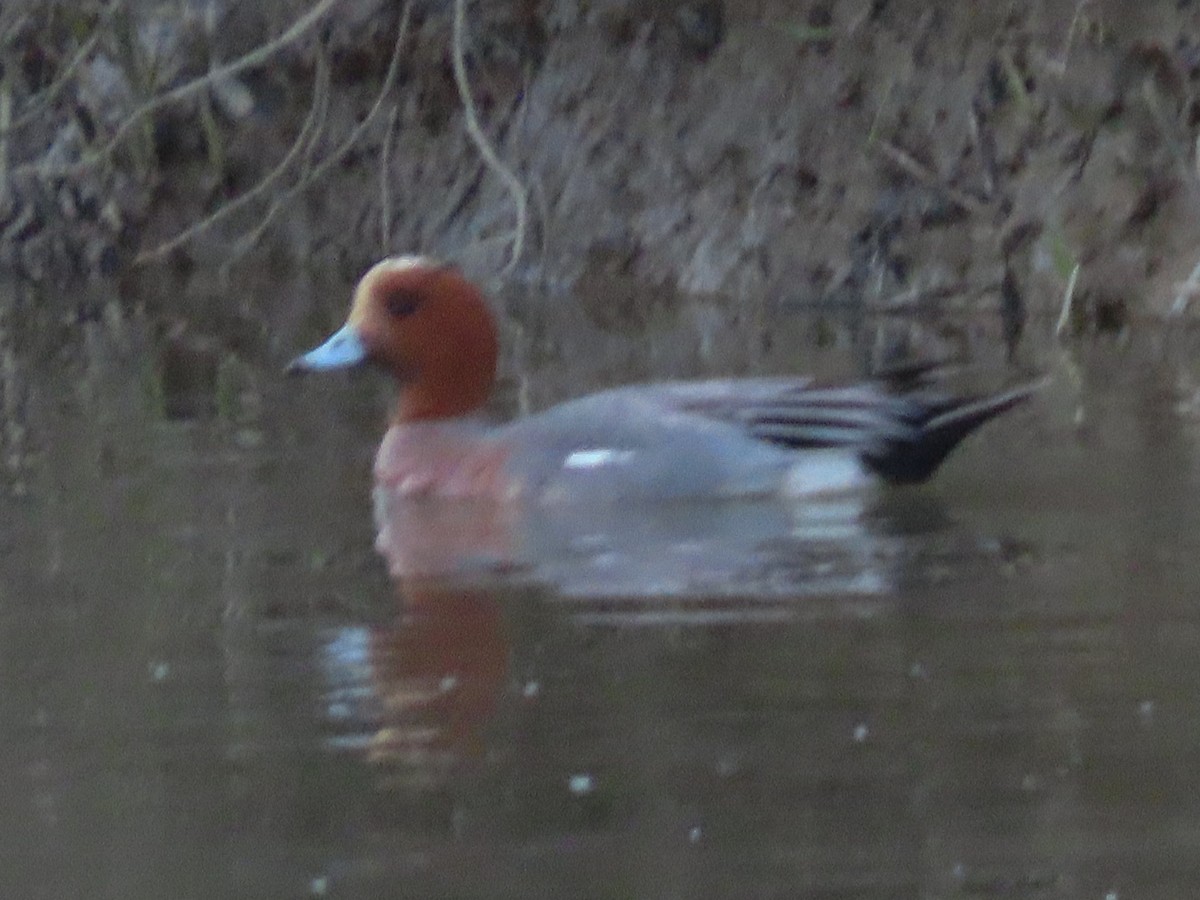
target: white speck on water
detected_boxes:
[952,863,966,881]
[853,722,869,743]
[309,875,328,896]
[1138,700,1154,721]
[522,680,541,698]
[568,774,595,795]
[1104,891,1119,900]
[688,826,702,844]
[439,675,459,692]
[909,661,928,679]
[233,427,266,449]
[149,662,170,682]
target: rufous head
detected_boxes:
[288,256,499,421]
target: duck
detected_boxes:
[288,256,1037,505]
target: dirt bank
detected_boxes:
[3,0,1200,358]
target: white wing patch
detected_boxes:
[563,448,636,469]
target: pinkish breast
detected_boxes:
[373,421,514,501]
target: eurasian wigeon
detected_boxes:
[289,256,1036,505]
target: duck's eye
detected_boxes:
[383,288,421,318]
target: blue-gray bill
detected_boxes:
[286,324,368,373]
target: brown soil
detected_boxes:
[5,1,1200,357]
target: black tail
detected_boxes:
[859,382,1039,484]
[744,379,1042,485]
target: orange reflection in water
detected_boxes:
[359,583,510,780]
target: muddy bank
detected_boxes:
[3,0,1200,359]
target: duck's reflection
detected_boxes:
[324,486,957,787]
[320,582,510,787]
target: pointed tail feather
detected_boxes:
[860,381,1041,484]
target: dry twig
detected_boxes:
[0,7,113,138]
[874,140,986,215]
[1054,262,1081,339]
[0,79,10,185]
[20,0,340,179]
[1049,0,1091,76]
[451,0,528,275]
[134,54,331,265]
[136,1,412,267]
[1170,257,1200,316]
[226,3,411,265]
[380,103,400,254]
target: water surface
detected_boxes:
[3,303,1200,899]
